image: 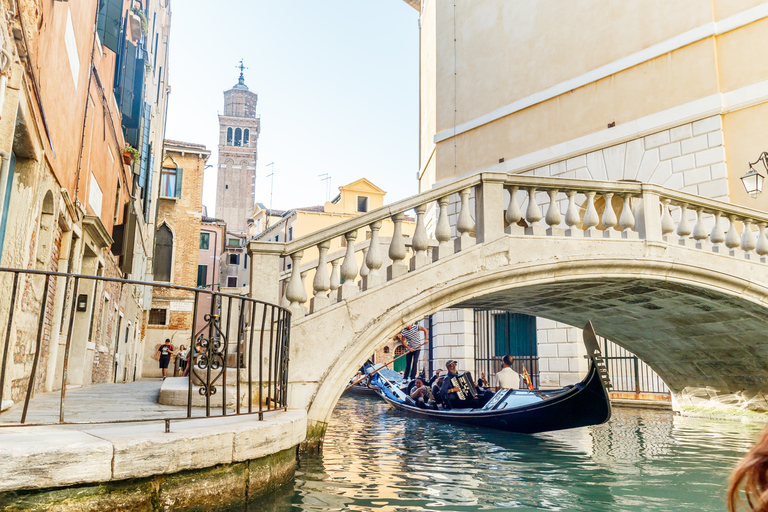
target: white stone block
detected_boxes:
[566,328,580,342]
[671,154,696,173]
[695,146,726,167]
[697,178,729,199]
[538,344,558,358]
[586,150,606,180]
[635,149,660,183]
[450,321,469,334]
[710,162,727,180]
[663,171,684,190]
[708,131,724,148]
[644,130,669,149]
[432,323,451,336]
[683,167,711,186]
[681,134,708,155]
[682,185,698,194]
[649,159,672,185]
[548,358,569,372]
[566,155,586,170]
[538,359,548,372]
[575,167,592,180]
[547,328,567,343]
[670,124,692,142]
[536,317,557,329]
[559,373,583,386]
[539,373,560,388]
[603,144,626,181]
[623,139,644,180]
[558,343,579,357]
[692,116,722,136]
[441,334,458,346]
[659,142,681,161]
[569,358,584,372]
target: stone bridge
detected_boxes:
[249,172,768,447]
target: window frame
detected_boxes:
[200,232,210,250]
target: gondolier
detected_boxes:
[398,322,427,380]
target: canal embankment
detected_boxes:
[0,380,307,511]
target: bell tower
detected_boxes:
[215,61,260,232]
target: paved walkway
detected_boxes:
[0,379,229,425]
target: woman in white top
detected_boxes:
[496,355,521,389]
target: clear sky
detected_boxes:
[165,0,420,214]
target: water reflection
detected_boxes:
[252,396,762,512]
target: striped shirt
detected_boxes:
[401,325,422,349]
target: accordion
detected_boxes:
[450,372,478,400]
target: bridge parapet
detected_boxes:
[249,172,768,316]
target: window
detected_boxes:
[197,265,207,287]
[229,253,240,265]
[227,276,238,287]
[244,254,247,269]
[383,346,390,354]
[228,238,240,246]
[244,129,250,145]
[148,308,167,325]
[357,196,369,212]
[394,345,406,356]
[275,234,279,242]
[160,167,182,197]
[288,227,293,241]
[96,0,122,53]
[200,232,210,250]
[226,127,233,145]
[153,224,173,282]
[234,128,242,146]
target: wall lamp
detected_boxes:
[741,152,768,198]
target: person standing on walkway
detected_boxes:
[156,339,174,379]
[398,322,427,381]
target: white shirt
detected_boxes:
[496,367,520,389]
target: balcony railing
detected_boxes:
[0,268,290,427]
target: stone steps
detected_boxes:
[158,377,274,409]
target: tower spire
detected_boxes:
[236,59,248,86]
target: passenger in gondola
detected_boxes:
[431,375,447,408]
[440,360,482,409]
[497,355,521,389]
[409,377,436,409]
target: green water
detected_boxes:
[254,395,762,512]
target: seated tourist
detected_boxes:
[496,355,521,389]
[409,377,433,409]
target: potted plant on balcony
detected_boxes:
[122,145,139,166]
[128,7,148,42]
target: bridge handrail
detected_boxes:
[249,172,768,317]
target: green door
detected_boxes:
[393,346,406,373]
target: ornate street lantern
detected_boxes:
[741,152,768,198]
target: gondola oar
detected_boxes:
[344,339,429,392]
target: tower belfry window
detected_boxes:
[226,128,233,145]
[244,129,250,146]
[234,128,242,147]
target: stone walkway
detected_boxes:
[0,379,231,425]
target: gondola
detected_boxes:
[344,363,404,396]
[371,321,612,434]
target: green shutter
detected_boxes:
[174,168,183,198]
[97,0,123,54]
[120,43,136,121]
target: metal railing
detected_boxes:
[474,309,540,389]
[0,268,290,426]
[601,337,670,395]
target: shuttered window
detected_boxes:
[97,0,123,53]
[153,224,173,282]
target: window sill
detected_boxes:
[159,195,178,201]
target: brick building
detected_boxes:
[144,140,210,377]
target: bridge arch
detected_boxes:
[290,237,768,447]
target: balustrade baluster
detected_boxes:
[434,196,454,261]
[310,241,331,313]
[456,188,475,251]
[619,194,635,233]
[410,204,430,270]
[564,190,581,237]
[360,248,370,279]
[710,212,726,246]
[741,220,757,253]
[388,212,408,280]
[660,199,675,236]
[339,230,359,300]
[330,258,342,300]
[692,208,708,241]
[601,192,617,235]
[505,186,522,225]
[757,223,768,256]
[725,216,741,249]
[300,271,309,304]
[676,204,692,238]
[525,187,542,225]
[584,191,599,235]
[285,251,305,316]
[544,189,562,235]
[364,221,384,290]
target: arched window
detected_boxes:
[226,127,233,145]
[243,129,250,146]
[153,224,173,282]
[234,128,242,147]
[394,345,406,356]
[383,346,390,354]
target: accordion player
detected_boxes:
[450,372,479,400]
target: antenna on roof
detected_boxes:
[319,173,331,202]
[266,162,275,229]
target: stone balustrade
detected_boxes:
[250,172,768,318]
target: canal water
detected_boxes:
[253,394,762,512]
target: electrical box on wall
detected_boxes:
[76,294,88,312]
